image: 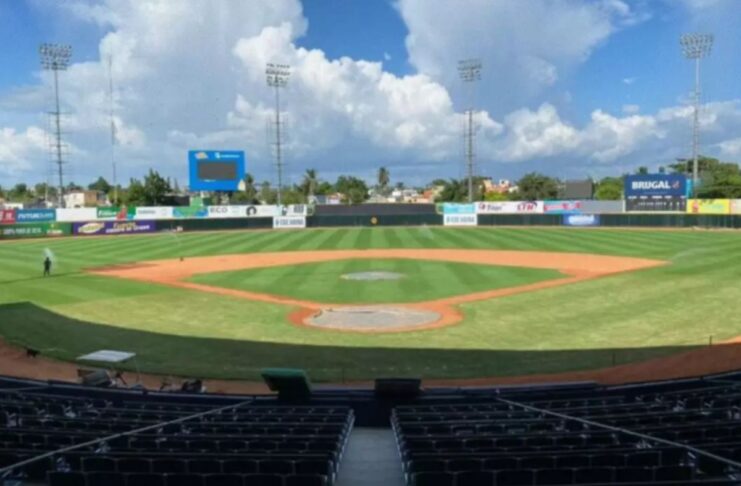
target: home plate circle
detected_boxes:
[340,271,405,281]
[306,306,441,331]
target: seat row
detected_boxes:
[48,471,327,486]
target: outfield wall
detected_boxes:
[5,203,741,239]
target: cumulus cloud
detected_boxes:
[0,127,51,177]
[396,0,648,112]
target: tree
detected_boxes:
[66,181,83,191]
[377,167,390,196]
[636,166,649,175]
[334,176,369,204]
[259,181,277,204]
[299,169,319,199]
[594,177,623,200]
[436,179,468,202]
[88,176,112,194]
[124,178,147,206]
[231,173,259,204]
[142,169,172,205]
[483,191,508,202]
[516,173,560,200]
[315,181,333,195]
[8,183,30,202]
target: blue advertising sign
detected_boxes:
[563,214,600,227]
[188,150,245,191]
[15,209,56,222]
[439,203,476,214]
[624,174,686,198]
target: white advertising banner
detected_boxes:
[56,208,98,222]
[135,206,174,220]
[244,205,308,218]
[207,205,247,218]
[273,216,307,229]
[443,213,478,226]
[476,201,544,214]
[245,205,279,218]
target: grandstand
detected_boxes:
[2,372,741,485]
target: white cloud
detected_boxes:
[396,0,647,112]
[622,77,637,85]
[0,126,50,177]
[717,138,741,158]
[383,52,391,61]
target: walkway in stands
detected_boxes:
[336,427,405,486]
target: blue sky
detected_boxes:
[1,0,740,187]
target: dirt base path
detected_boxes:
[90,249,664,332]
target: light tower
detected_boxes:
[107,56,119,205]
[458,58,482,203]
[39,43,72,208]
[680,33,713,196]
[266,62,290,206]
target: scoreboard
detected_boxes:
[188,150,245,191]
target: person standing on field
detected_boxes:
[43,256,52,277]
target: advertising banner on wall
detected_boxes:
[56,208,98,222]
[476,201,544,214]
[15,209,56,222]
[563,214,600,227]
[0,222,70,238]
[0,209,16,224]
[73,220,157,236]
[543,200,583,214]
[625,197,686,212]
[136,206,174,220]
[624,174,687,198]
[437,203,476,215]
[245,205,278,218]
[207,205,248,218]
[731,200,741,215]
[273,216,306,229]
[443,213,478,226]
[687,199,731,215]
[172,206,207,219]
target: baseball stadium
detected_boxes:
[3,1,741,485]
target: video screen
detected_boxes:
[197,161,237,181]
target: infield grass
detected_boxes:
[1,226,741,381]
[189,258,564,304]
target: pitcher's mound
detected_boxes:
[340,271,404,281]
[306,306,440,331]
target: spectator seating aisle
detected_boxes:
[0,381,353,486]
[393,379,741,485]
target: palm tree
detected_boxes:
[377,166,390,195]
[301,169,319,200]
[243,173,257,201]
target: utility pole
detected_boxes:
[458,58,482,203]
[108,56,118,205]
[39,43,72,208]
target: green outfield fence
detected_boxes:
[5,209,741,240]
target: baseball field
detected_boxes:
[1,226,740,384]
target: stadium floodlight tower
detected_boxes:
[39,43,72,208]
[458,58,482,203]
[680,33,713,197]
[266,62,291,206]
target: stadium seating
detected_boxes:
[0,381,352,485]
[393,379,741,485]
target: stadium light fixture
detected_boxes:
[680,33,713,197]
[266,63,291,206]
[39,43,72,208]
[458,59,482,203]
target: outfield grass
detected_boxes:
[189,258,564,304]
[1,226,741,381]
